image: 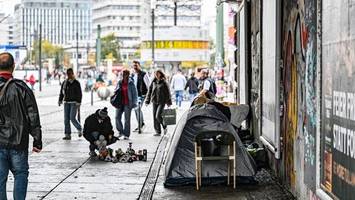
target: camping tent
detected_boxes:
[164,103,257,187]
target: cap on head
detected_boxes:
[98,107,108,119]
[0,52,15,71]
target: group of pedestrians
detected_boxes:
[171,68,217,106]
[0,51,216,199]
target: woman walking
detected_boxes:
[145,70,172,136]
[114,69,138,140]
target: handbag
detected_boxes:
[163,108,176,126]
[110,88,122,109]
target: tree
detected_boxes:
[101,33,121,62]
[31,40,64,67]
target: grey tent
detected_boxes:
[164,103,257,187]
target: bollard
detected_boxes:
[91,89,94,106]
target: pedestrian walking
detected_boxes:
[185,72,199,101]
[145,69,172,136]
[170,69,186,107]
[198,69,216,99]
[114,69,138,140]
[83,107,117,157]
[0,52,42,200]
[27,74,36,90]
[131,61,150,132]
[58,68,83,140]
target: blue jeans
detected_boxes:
[64,103,82,135]
[175,90,184,107]
[189,93,197,101]
[0,149,29,200]
[116,105,132,137]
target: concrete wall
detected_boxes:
[236,0,355,198]
[243,0,320,199]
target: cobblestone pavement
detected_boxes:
[5,86,294,200]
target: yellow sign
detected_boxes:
[181,61,208,68]
[141,40,209,49]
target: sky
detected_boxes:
[0,0,20,15]
[1,0,217,39]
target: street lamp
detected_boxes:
[151,0,156,69]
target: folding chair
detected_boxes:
[194,131,236,190]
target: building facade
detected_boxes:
[92,0,150,61]
[14,0,92,48]
[154,0,202,29]
[0,13,14,45]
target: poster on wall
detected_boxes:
[321,1,355,199]
[261,0,280,158]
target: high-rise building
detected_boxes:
[0,13,14,45]
[154,0,202,29]
[14,0,92,48]
[92,0,150,61]
[140,0,207,70]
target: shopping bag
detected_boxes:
[163,108,176,125]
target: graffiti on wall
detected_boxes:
[282,0,317,190]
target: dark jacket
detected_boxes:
[136,70,148,97]
[59,79,82,103]
[83,110,114,143]
[115,78,138,109]
[0,77,42,150]
[145,78,172,105]
[185,77,199,94]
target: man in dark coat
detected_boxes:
[0,52,42,200]
[58,68,82,140]
[83,107,117,156]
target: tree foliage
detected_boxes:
[101,33,121,62]
[31,40,65,68]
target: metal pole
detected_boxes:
[96,25,101,70]
[76,32,79,75]
[216,1,225,69]
[91,89,94,106]
[152,8,155,68]
[86,42,90,65]
[174,1,177,26]
[39,24,42,92]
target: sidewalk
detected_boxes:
[5,99,179,200]
[5,96,293,200]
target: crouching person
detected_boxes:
[83,107,117,157]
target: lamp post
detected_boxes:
[76,32,79,75]
[216,0,225,69]
[38,24,42,92]
[174,0,177,26]
[151,0,156,69]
